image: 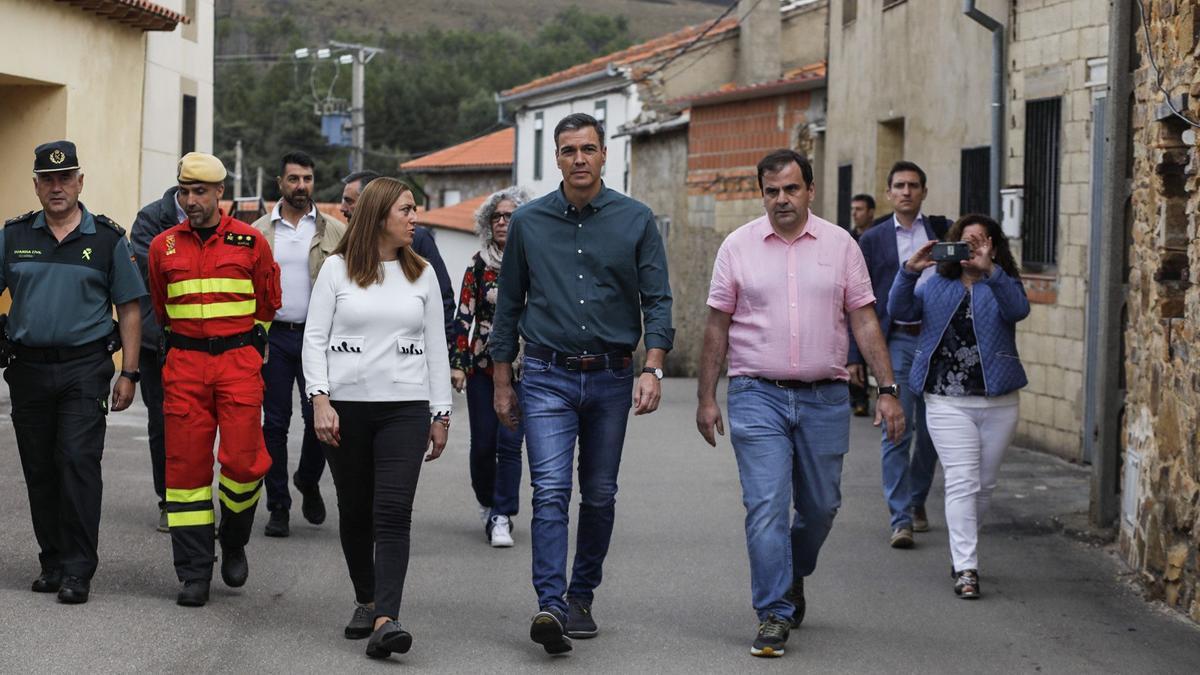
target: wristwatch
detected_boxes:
[642,367,664,380]
[119,370,141,383]
[876,383,900,398]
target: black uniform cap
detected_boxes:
[33,140,80,173]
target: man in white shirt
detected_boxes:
[251,151,346,537]
[850,161,950,548]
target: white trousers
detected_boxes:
[923,393,1020,572]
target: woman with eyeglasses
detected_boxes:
[303,177,451,658]
[449,187,530,547]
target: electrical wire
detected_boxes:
[630,0,750,85]
[1134,0,1200,128]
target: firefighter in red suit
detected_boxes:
[148,153,282,607]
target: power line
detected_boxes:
[1134,0,1200,128]
[630,0,743,85]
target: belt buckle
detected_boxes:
[206,336,222,354]
[564,356,580,371]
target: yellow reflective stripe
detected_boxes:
[165,487,212,503]
[255,319,272,331]
[166,299,257,320]
[167,510,214,527]
[219,473,261,495]
[167,278,255,298]
[219,487,262,513]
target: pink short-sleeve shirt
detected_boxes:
[707,212,875,381]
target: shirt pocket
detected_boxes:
[393,336,428,384]
[328,335,363,384]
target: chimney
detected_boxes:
[737,0,782,86]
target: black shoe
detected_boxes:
[530,608,572,655]
[785,578,805,628]
[565,597,598,639]
[56,576,90,604]
[31,569,62,593]
[345,603,373,640]
[294,476,326,525]
[220,546,248,587]
[954,569,981,599]
[750,614,790,658]
[176,579,210,607]
[365,620,412,659]
[264,509,289,537]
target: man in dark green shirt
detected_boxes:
[490,113,673,655]
[1,140,146,605]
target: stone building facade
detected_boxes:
[1120,0,1200,624]
[1006,0,1110,461]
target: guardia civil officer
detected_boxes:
[0,141,146,604]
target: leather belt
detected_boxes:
[271,321,305,332]
[168,330,256,355]
[890,322,922,336]
[524,343,632,372]
[756,377,843,389]
[11,338,109,364]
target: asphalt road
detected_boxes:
[0,379,1197,673]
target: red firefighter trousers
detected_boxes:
[162,344,271,582]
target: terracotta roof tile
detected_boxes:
[413,194,488,234]
[401,128,514,172]
[500,15,738,99]
[53,0,188,31]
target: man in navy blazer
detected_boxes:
[848,161,950,548]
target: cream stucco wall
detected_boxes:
[140,0,215,205]
[822,0,1003,218]
[0,0,147,228]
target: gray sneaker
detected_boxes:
[345,603,373,639]
[750,614,790,657]
[890,526,914,548]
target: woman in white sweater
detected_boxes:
[302,177,452,659]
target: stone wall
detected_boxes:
[1121,0,1200,624]
[1006,0,1110,461]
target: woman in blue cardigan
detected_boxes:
[887,214,1029,600]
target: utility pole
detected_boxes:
[329,41,383,174]
[233,140,243,201]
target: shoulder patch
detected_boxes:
[223,232,256,248]
[4,211,36,228]
[94,214,126,236]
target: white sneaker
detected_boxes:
[489,515,514,548]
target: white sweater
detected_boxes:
[302,254,452,417]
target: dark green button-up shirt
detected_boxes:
[490,184,673,361]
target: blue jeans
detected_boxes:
[518,352,634,613]
[881,331,938,529]
[728,376,850,621]
[466,371,524,517]
[262,325,325,513]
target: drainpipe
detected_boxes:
[963,0,1004,220]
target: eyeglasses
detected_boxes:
[490,211,514,224]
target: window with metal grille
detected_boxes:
[959,146,990,216]
[1022,98,1062,268]
[181,95,197,156]
[837,164,853,230]
[533,112,544,181]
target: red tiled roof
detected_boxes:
[53,0,188,31]
[413,194,488,234]
[670,62,827,107]
[401,128,514,172]
[500,15,739,99]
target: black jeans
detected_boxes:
[466,372,523,517]
[323,400,428,620]
[138,347,166,504]
[262,325,324,512]
[4,352,113,579]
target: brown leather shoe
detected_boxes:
[890,526,914,549]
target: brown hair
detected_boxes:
[334,177,427,287]
[937,213,1021,280]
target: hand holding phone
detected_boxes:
[930,241,972,263]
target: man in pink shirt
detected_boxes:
[696,150,904,658]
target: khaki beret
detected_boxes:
[177,152,227,184]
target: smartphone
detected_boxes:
[931,241,972,263]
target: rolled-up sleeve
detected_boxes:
[489,216,527,363]
[842,240,875,312]
[706,241,736,314]
[636,212,674,352]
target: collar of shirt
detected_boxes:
[756,210,823,243]
[271,200,317,229]
[893,212,926,233]
[548,181,619,216]
[33,203,95,235]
